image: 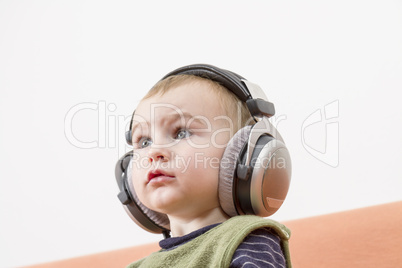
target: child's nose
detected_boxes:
[146,133,178,163]
[147,145,170,163]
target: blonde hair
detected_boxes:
[142,74,254,132]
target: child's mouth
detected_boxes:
[147,169,174,183]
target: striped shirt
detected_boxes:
[159,223,286,267]
[230,228,286,267]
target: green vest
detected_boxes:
[127,215,292,268]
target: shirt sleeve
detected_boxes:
[230,228,287,268]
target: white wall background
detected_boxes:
[1,1,401,267]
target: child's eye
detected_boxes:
[175,129,192,140]
[137,137,153,148]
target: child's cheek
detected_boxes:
[186,135,209,148]
[211,129,231,149]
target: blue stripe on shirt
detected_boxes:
[230,228,286,268]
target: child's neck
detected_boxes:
[168,207,230,237]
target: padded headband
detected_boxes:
[162,64,276,119]
[162,64,250,102]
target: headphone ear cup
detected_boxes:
[126,162,170,231]
[235,134,292,217]
[219,126,252,217]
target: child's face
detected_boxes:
[130,81,232,219]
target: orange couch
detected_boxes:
[26,201,402,268]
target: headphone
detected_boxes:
[115,64,291,238]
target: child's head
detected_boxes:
[129,75,251,225]
[116,64,291,237]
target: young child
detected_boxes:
[116,64,292,267]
